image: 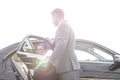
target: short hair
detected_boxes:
[51,8,64,18]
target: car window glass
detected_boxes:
[75,50,97,61]
[20,39,34,53]
[75,48,113,62]
[94,48,113,60]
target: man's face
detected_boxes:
[52,15,59,27]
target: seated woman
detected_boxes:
[33,43,58,80]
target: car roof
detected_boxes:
[0,42,19,61]
[76,39,119,55]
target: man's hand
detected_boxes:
[46,37,54,44]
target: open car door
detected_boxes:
[15,35,53,79]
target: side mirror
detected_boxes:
[113,54,120,63]
[109,54,120,71]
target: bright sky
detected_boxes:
[0,0,120,53]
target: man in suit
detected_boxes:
[50,8,80,80]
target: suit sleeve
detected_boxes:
[50,25,70,65]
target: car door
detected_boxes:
[75,39,120,80]
[16,35,53,77]
[10,36,34,80]
[16,35,39,76]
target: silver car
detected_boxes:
[1,35,120,80]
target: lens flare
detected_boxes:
[35,56,50,71]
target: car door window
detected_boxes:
[75,47,113,62]
[19,39,34,53]
[17,36,53,76]
[75,50,97,61]
[94,48,113,60]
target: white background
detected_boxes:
[0,0,120,53]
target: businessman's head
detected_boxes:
[51,8,64,26]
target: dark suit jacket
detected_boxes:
[50,20,80,73]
